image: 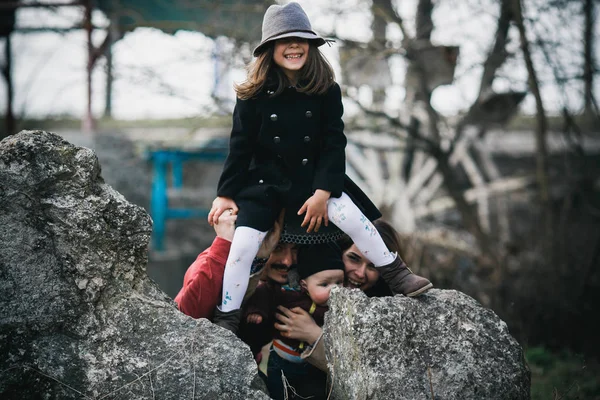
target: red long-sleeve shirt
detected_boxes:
[174,236,231,320]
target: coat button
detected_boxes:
[303,136,310,143]
[273,136,281,143]
[259,179,264,184]
[305,111,312,118]
[270,114,278,121]
[302,158,308,165]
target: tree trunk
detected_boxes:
[431,142,497,258]
[104,24,115,119]
[478,0,512,98]
[416,0,433,41]
[583,0,595,115]
[82,0,95,133]
[1,34,14,140]
[512,0,552,251]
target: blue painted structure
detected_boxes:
[147,137,228,251]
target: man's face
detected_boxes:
[265,243,299,284]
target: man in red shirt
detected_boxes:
[174,211,297,320]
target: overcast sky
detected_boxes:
[2,0,598,121]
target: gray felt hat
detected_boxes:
[253,2,326,56]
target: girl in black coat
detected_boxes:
[208,2,431,333]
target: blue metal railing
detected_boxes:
[147,137,228,251]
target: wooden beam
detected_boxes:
[0,1,84,9]
[13,26,104,33]
[413,176,535,218]
[398,229,481,258]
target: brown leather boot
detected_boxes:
[378,255,432,297]
[213,307,241,334]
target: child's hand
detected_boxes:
[298,189,331,233]
[208,196,238,226]
[246,313,263,324]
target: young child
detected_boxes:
[243,243,344,400]
[208,2,432,332]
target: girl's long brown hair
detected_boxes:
[234,41,335,100]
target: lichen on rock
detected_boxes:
[0,130,268,399]
[324,287,530,399]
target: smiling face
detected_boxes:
[264,243,299,284]
[273,37,310,83]
[301,269,344,306]
[342,244,381,291]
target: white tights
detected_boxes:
[219,192,396,312]
[219,227,267,312]
[327,192,396,267]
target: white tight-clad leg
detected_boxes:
[219,226,267,312]
[327,192,396,267]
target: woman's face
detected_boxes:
[342,244,381,291]
[273,37,309,82]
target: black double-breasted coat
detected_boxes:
[217,81,381,242]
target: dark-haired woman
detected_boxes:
[274,219,432,371]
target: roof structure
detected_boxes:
[0,0,268,135]
[0,4,15,37]
[95,0,265,42]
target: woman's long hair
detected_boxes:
[338,219,404,259]
[234,41,335,100]
[337,219,406,297]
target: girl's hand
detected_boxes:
[246,313,263,324]
[257,209,285,259]
[208,196,238,226]
[297,189,331,233]
[274,306,322,344]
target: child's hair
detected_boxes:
[234,42,336,100]
[296,242,345,280]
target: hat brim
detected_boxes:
[253,32,326,56]
[278,208,345,245]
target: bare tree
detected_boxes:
[511,0,551,251]
[343,0,517,260]
[0,34,13,140]
[0,3,15,140]
[583,0,597,116]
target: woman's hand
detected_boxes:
[297,189,331,233]
[208,196,238,226]
[256,209,285,259]
[274,306,322,344]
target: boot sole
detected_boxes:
[406,282,433,297]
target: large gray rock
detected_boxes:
[324,288,530,400]
[0,131,268,399]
